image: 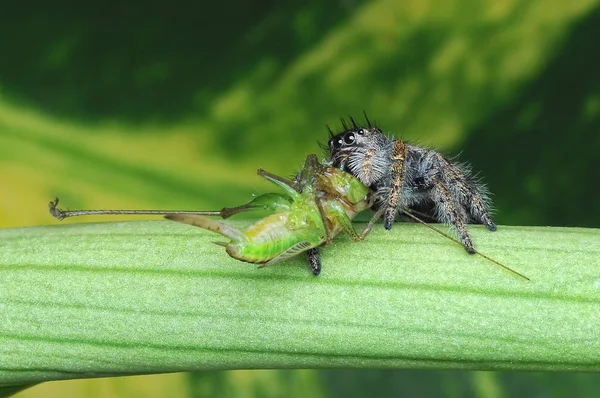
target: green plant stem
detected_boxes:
[1,221,599,386]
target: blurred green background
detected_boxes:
[1,0,598,397]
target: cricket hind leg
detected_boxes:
[165,214,246,242]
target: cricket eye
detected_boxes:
[343,132,355,145]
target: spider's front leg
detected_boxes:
[383,140,408,229]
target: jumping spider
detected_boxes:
[327,116,497,254]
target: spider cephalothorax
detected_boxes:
[327,116,496,254]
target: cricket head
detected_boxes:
[327,116,391,186]
[306,162,374,221]
[296,154,374,214]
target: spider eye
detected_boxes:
[330,138,343,149]
[357,129,365,135]
[343,133,356,145]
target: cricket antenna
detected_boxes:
[401,208,529,281]
[48,197,222,221]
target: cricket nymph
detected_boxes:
[49,155,375,275]
[167,154,376,275]
[327,117,496,254]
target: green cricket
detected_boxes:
[49,154,378,275]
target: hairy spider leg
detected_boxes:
[384,140,409,230]
[433,154,497,232]
[431,176,475,254]
[469,195,497,231]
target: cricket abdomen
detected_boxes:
[226,212,323,264]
